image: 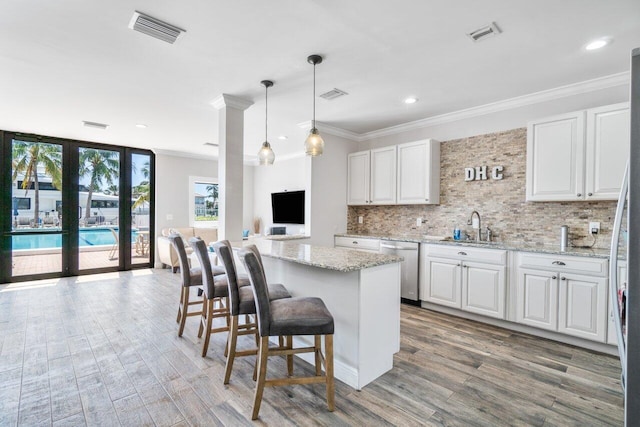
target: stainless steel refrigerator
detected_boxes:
[610,47,640,425]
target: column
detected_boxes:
[212,94,253,241]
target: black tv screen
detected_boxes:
[271,190,305,224]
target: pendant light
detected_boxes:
[257,80,275,165]
[305,54,324,156]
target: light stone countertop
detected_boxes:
[335,233,613,259]
[236,239,403,272]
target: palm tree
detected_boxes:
[79,149,119,220]
[104,184,119,196]
[132,160,150,212]
[206,184,218,217]
[11,141,62,226]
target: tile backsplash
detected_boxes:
[347,128,617,248]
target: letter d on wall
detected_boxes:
[464,167,475,181]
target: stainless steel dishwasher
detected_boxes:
[380,241,420,304]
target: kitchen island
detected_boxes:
[236,240,402,390]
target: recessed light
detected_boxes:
[404,97,418,104]
[278,135,288,140]
[135,124,147,129]
[585,39,610,50]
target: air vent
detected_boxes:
[82,121,109,130]
[319,88,348,100]
[467,22,501,42]
[128,11,185,44]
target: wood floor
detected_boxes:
[0,269,623,426]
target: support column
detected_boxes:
[212,94,253,241]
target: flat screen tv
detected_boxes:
[271,190,305,224]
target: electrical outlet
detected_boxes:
[358,216,364,224]
[589,221,601,235]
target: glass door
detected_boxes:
[130,152,152,266]
[9,137,64,278]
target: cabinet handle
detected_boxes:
[457,263,461,267]
[577,193,582,197]
[425,198,429,201]
[458,251,467,256]
[352,241,358,244]
[588,192,593,196]
[552,261,566,266]
[552,276,557,280]
[561,277,566,281]
[463,265,468,268]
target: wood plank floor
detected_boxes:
[0,269,624,426]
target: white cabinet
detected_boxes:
[585,103,631,200]
[526,103,629,201]
[515,252,608,342]
[347,139,440,206]
[347,147,396,205]
[347,151,370,205]
[334,236,381,253]
[396,139,440,204]
[422,245,507,319]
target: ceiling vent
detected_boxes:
[128,11,185,44]
[319,88,348,100]
[467,22,501,42]
[82,121,109,130]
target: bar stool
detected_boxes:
[169,234,203,337]
[190,238,231,357]
[213,241,291,384]
[238,248,335,420]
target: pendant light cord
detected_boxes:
[312,62,316,129]
[265,84,268,141]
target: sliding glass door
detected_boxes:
[0,131,154,283]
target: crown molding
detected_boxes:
[211,94,254,111]
[359,71,630,140]
[296,120,360,141]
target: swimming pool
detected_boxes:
[12,228,141,250]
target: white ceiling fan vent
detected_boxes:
[82,121,109,130]
[128,11,185,44]
[467,22,501,42]
[319,88,349,100]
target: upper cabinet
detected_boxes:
[397,139,440,204]
[526,103,629,202]
[347,139,440,206]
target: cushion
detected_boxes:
[188,267,203,287]
[268,297,334,337]
[237,283,290,315]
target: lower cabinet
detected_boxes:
[422,245,506,319]
[516,252,608,342]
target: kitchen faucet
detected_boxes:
[468,211,481,241]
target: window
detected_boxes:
[13,197,30,210]
[189,176,218,227]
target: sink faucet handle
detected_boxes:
[485,226,492,242]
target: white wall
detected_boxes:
[243,164,254,233]
[252,155,309,235]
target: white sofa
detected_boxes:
[157,227,219,272]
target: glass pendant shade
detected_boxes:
[304,128,324,156]
[257,141,275,165]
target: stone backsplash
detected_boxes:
[347,128,617,249]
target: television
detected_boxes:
[271,190,305,224]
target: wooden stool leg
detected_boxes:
[223,315,239,384]
[286,336,294,376]
[197,293,206,338]
[325,334,335,412]
[176,287,184,323]
[252,336,270,420]
[314,335,322,376]
[201,299,214,357]
[177,287,189,337]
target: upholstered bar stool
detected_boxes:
[238,248,335,420]
[169,234,204,337]
[213,241,291,384]
[190,238,232,357]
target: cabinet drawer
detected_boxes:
[422,244,507,265]
[517,252,607,276]
[335,236,380,252]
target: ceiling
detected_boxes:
[1,1,638,160]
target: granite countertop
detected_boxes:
[335,233,612,259]
[237,239,403,272]
[261,234,310,241]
